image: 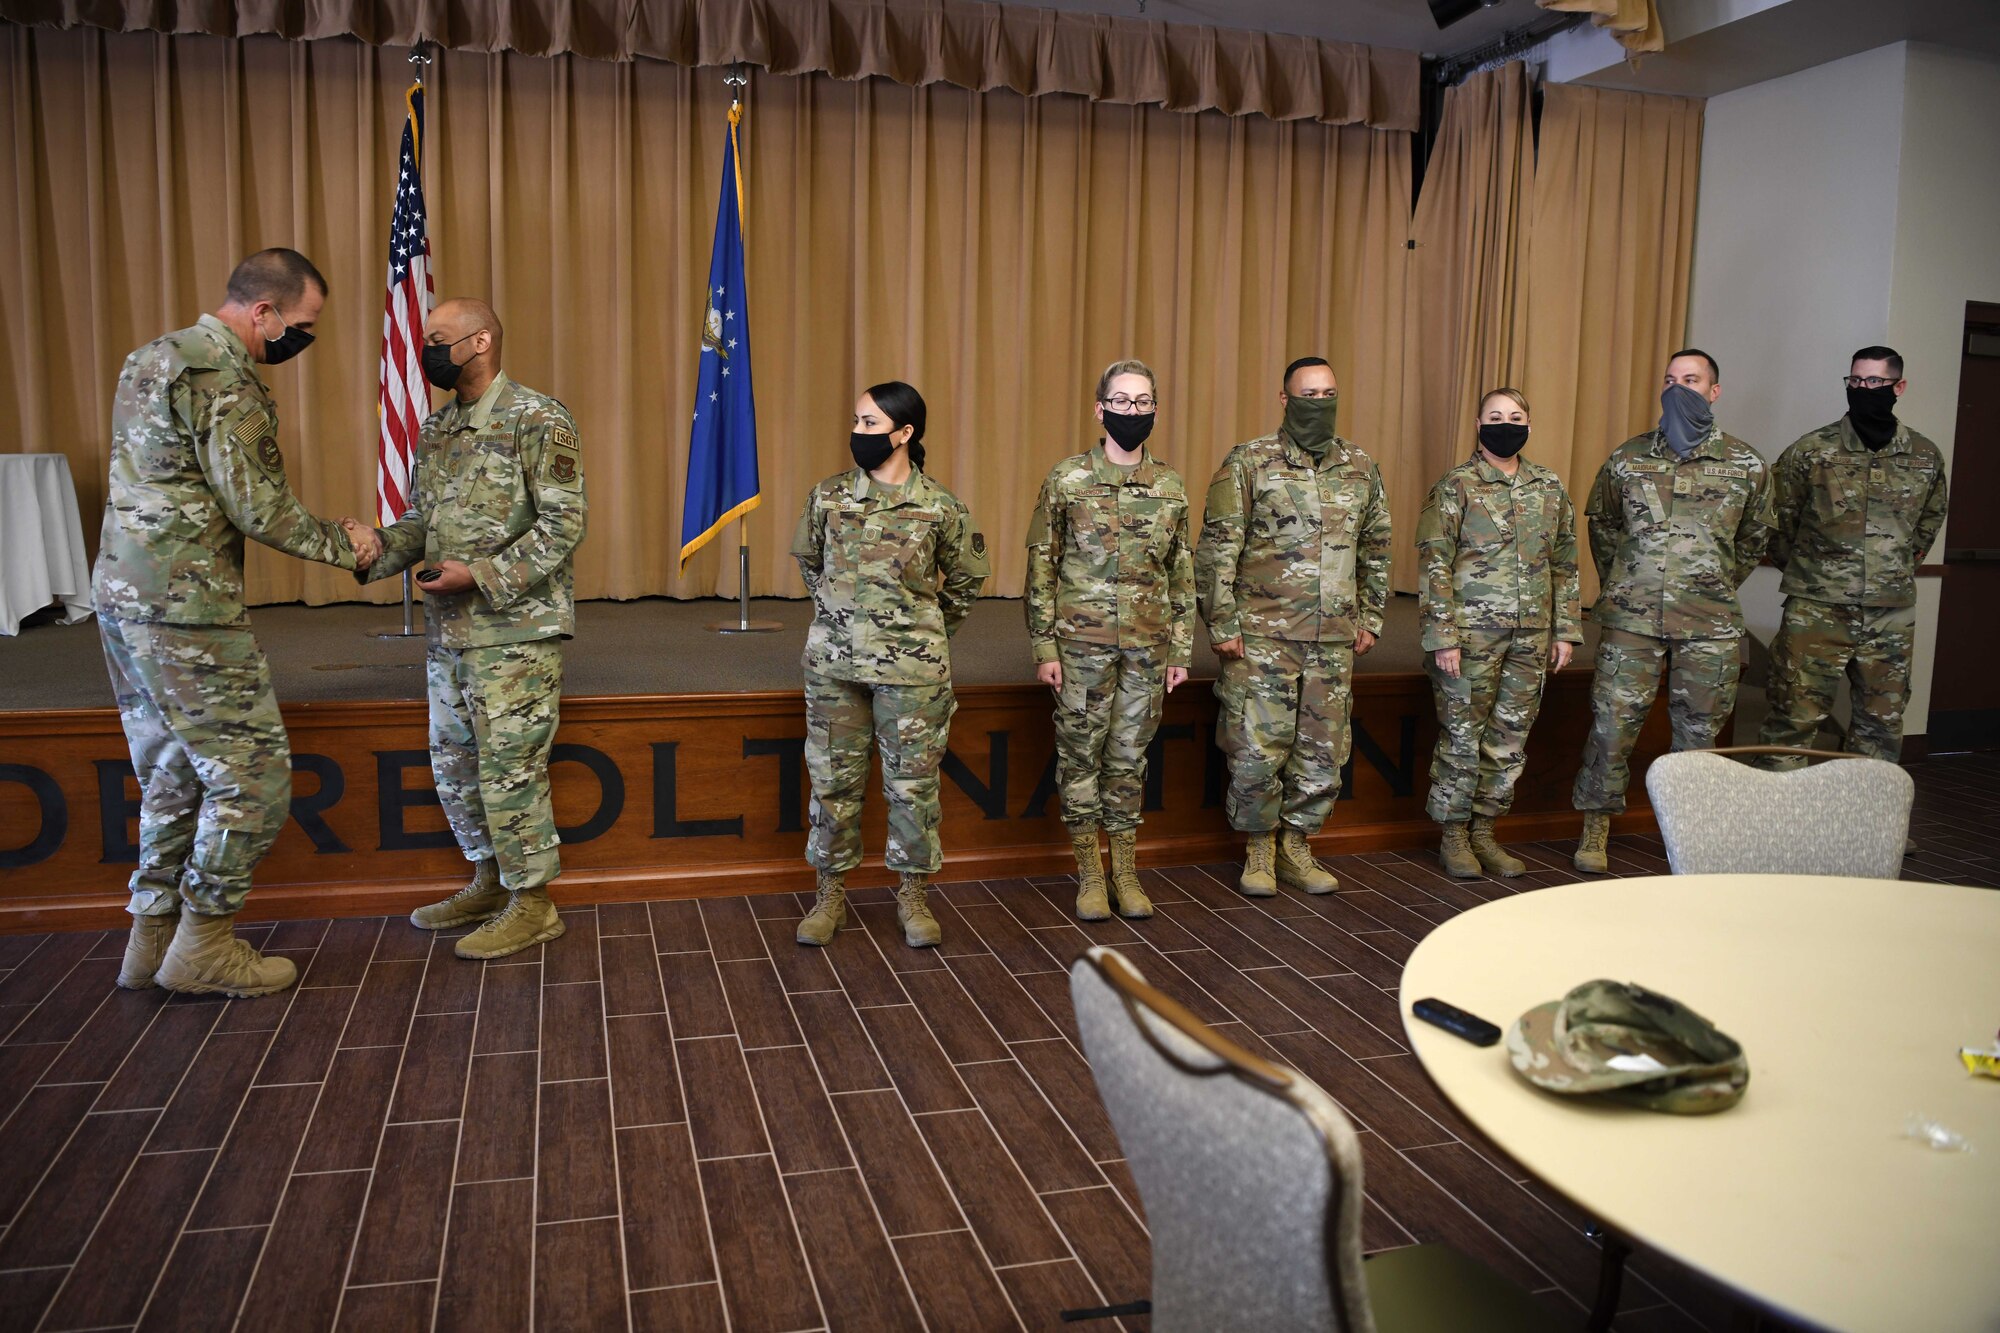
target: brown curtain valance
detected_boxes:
[0,0,1420,129]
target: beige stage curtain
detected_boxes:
[0,0,1420,128]
[1519,81,1702,603]
[1400,62,1534,583]
[0,24,1413,606]
[1537,0,1665,57]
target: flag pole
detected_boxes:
[372,40,434,640]
[709,64,779,635]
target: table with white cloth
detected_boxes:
[0,453,94,636]
[1401,874,2000,1333]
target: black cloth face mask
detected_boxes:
[850,430,896,472]
[1845,384,1899,450]
[422,333,478,390]
[1477,423,1530,458]
[1101,410,1155,452]
[260,313,315,366]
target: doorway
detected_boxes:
[1924,301,2000,753]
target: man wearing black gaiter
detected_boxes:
[1758,346,1949,790]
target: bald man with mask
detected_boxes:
[365,298,588,959]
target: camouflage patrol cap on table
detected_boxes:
[1506,980,1749,1114]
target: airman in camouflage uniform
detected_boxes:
[1572,350,1775,871]
[1026,361,1194,921]
[94,248,374,998]
[1758,347,1948,775]
[367,298,587,960]
[1196,357,1391,898]
[1418,388,1582,879]
[792,382,990,949]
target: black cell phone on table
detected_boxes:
[1412,998,1502,1047]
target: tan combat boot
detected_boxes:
[155,911,298,998]
[896,872,941,948]
[1574,813,1612,874]
[1468,816,1527,878]
[1238,832,1278,898]
[1107,830,1153,919]
[1276,829,1338,895]
[1439,822,1483,879]
[455,888,564,960]
[1072,829,1111,922]
[410,858,507,930]
[796,871,847,947]
[118,912,179,990]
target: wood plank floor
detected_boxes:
[1,752,1994,1333]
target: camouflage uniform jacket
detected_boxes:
[93,314,356,625]
[1416,454,1583,653]
[1585,427,1775,640]
[1024,443,1195,667]
[370,372,588,648]
[792,467,990,685]
[1194,432,1391,645]
[1769,416,1948,609]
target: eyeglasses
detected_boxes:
[1290,388,1338,400]
[1101,395,1157,413]
[1843,376,1898,389]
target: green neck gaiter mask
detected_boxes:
[1283,393,1339,460]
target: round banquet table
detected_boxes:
[1399,874,2000,1333]
[0,452,94,635]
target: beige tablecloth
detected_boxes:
[0,453,94,636]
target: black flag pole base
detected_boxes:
[369,571,426,639]
[706,543,783,634]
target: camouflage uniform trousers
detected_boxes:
[1052,639,1168,833]
[1424,628,1552,823]
[1573,628,1740,814]
[805,669,957,875]
[1758,597,1917,767]
[1215,635,1355,835]
[99,615,290,917]
[428,641,564,891]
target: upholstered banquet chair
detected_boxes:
[1069,946,1554,1332]
[1644,747,1913,879]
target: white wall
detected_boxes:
[1885,43,2000,731]
[1687,40,2000,737]
[1688,42,1907,644]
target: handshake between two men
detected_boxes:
[334,517,476,593]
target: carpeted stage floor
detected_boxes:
[3,594,1625,710]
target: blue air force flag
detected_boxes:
[679,103,759,569]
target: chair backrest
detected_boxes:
[1644,747,1914,878]
[1070,946,1374,1333]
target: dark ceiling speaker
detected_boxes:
[1428,0,1487,29]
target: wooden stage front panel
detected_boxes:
[0,673,1667,931]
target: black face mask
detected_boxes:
[260,313,315,366]
[1101,410,1155,452]
[1477,422,1530,458]
[1845,384,1899,450]
[422,333,478,391]
[850,431,897,472]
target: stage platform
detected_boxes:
[5,595,1484,711]
[0,596,1689,933]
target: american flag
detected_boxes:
[376,80,434,526]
